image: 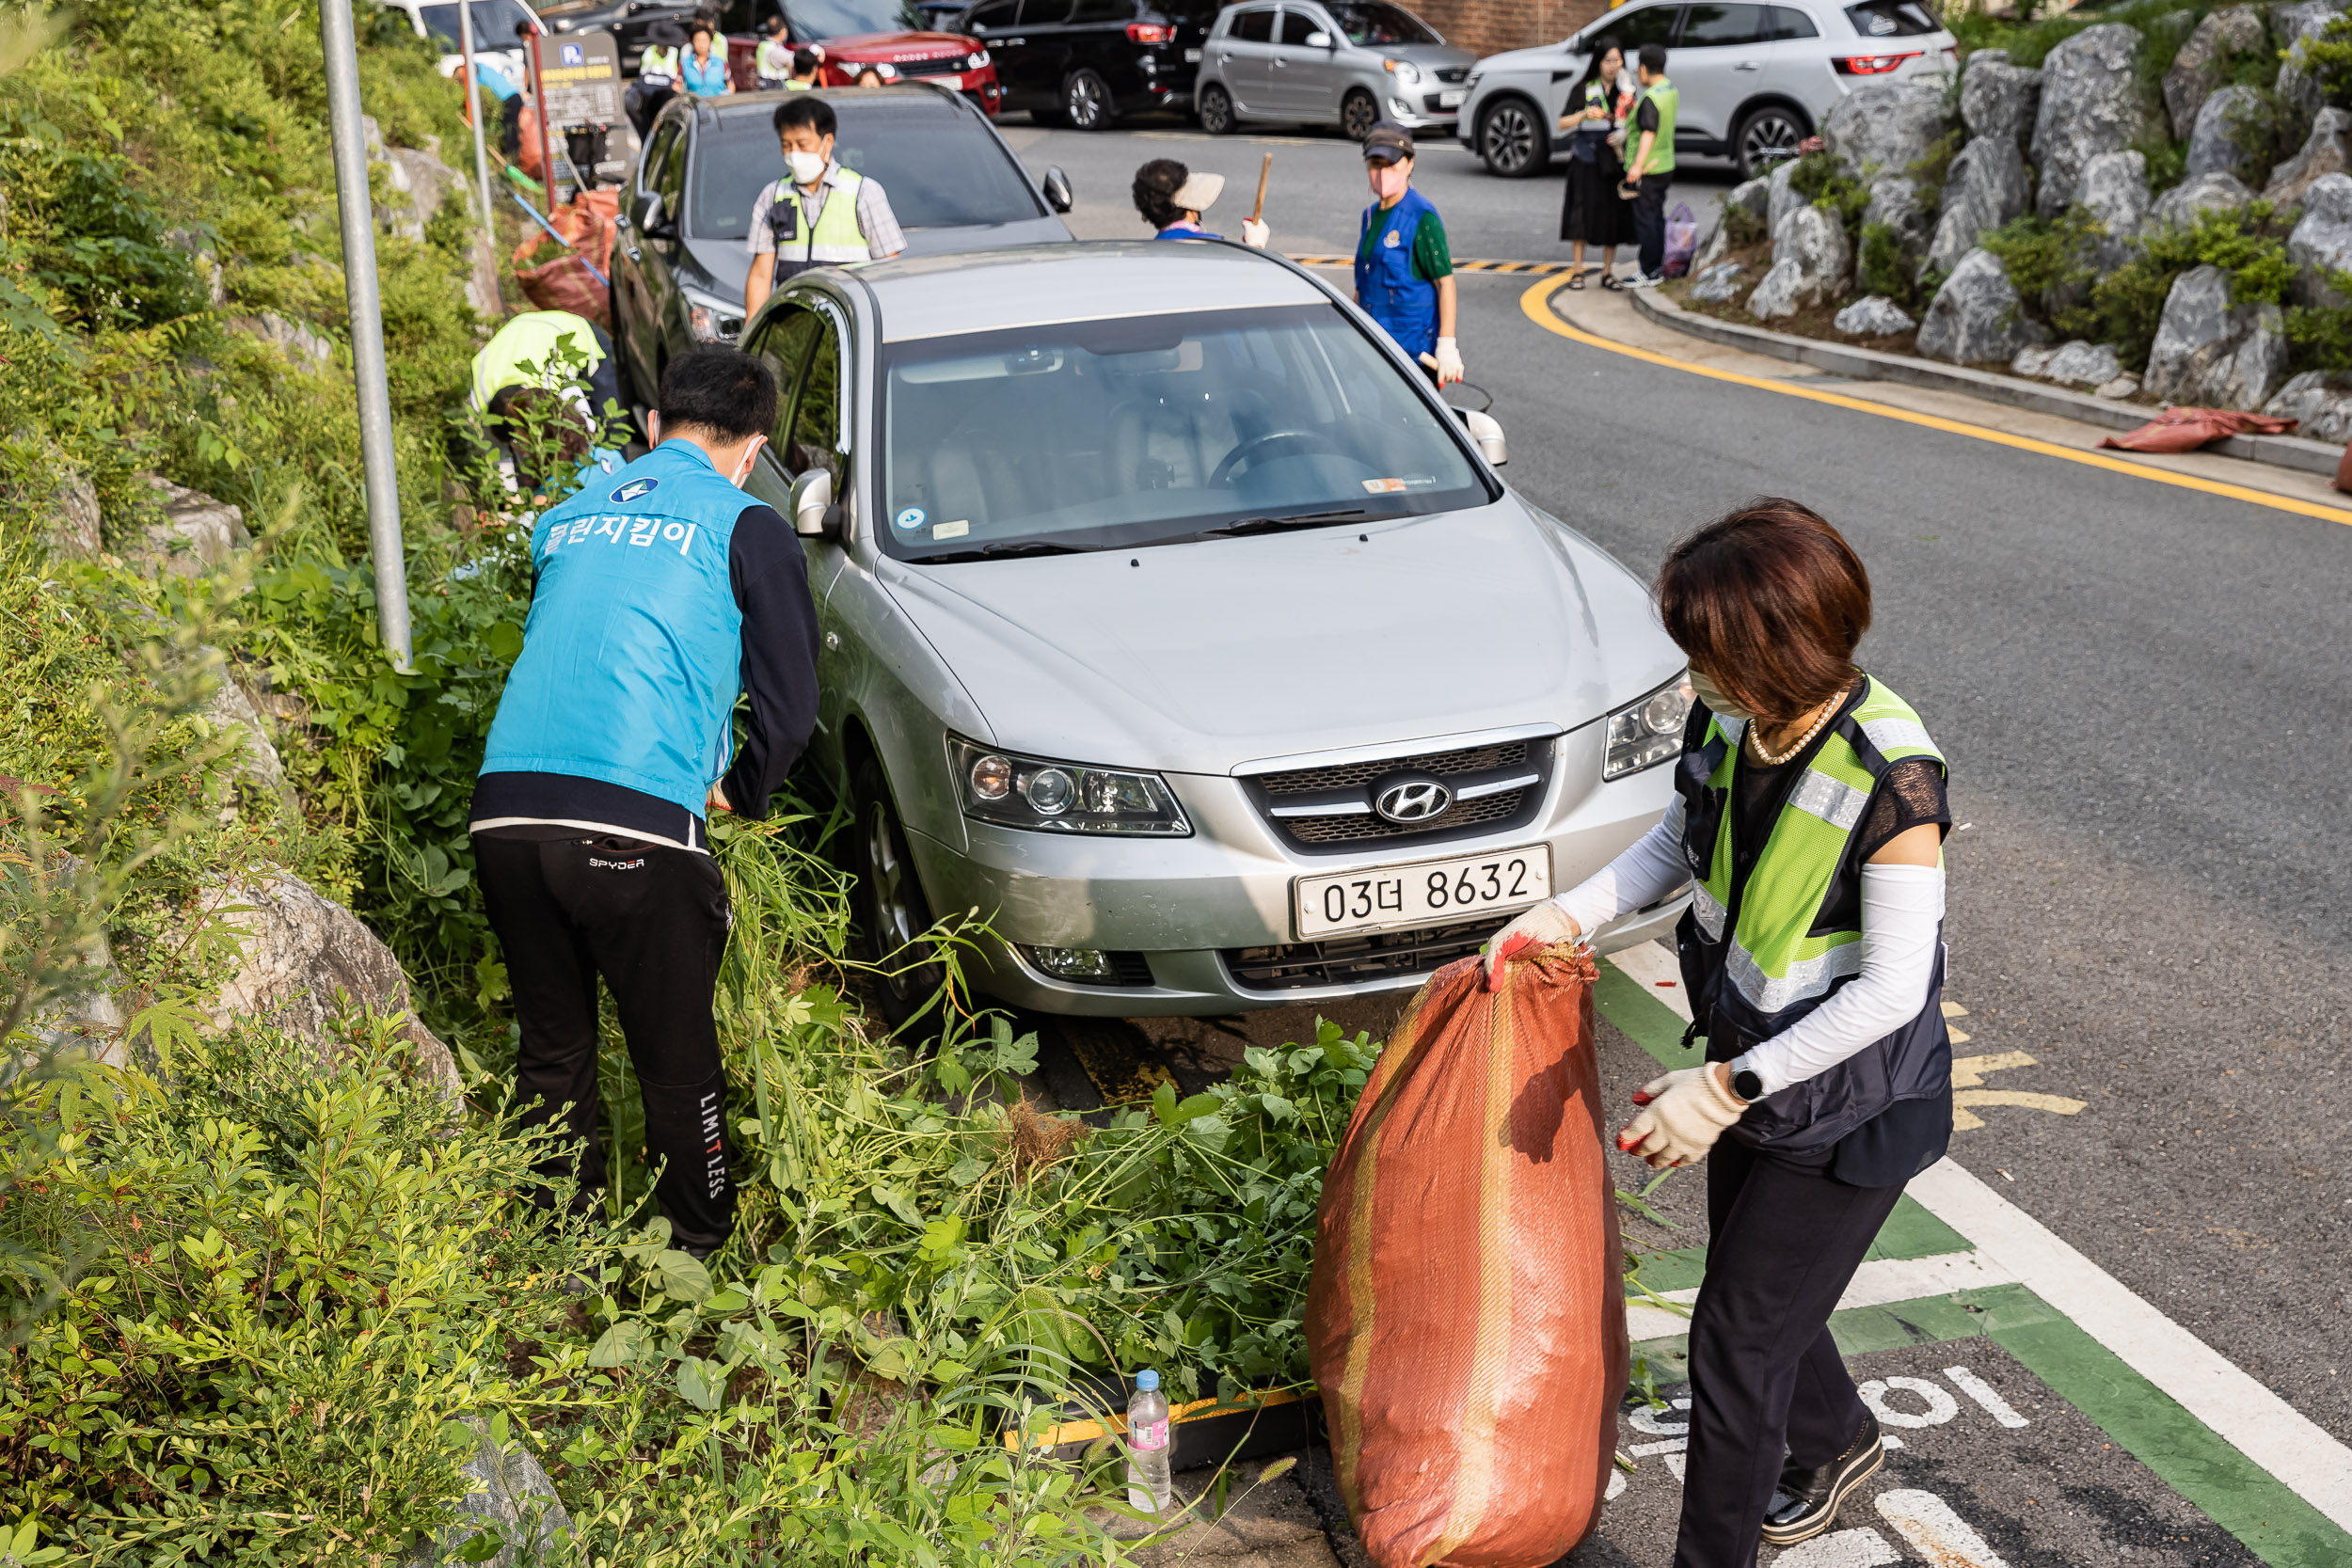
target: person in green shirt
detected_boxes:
[1620,41,1678,288]
[1352,122,1462,386]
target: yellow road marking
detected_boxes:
[1952,1050,2041,1088]
[1954,1088,2090,1127]
[1517,272,2352,529]
[1060,1024,1175,1105]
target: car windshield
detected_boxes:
[783,0,934,39]
[881,304,1489,562]
[417,1,537,48]
[688,105,1043,238]
[1324,2,1438,45]
[1843,0,1936,35]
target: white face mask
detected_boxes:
[1689,669,1755,722]
[785,149,827,186]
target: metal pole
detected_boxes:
[457,0,497,235]
[318,0,413,673]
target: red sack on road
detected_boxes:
[2097,407,2296,452]
[1307,945,1626,1568]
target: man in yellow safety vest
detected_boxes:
[741,95,905,318]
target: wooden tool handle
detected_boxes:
[1250,151,1273,225]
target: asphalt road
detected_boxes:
[1000,115,2352,1449]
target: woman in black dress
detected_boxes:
[1558,44,1636,290]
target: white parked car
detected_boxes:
[382,0,548,85]
[1457,0,1956,181]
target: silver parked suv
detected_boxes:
[1194,0,1476,140]
[1457,0,1956,181]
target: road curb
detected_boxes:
[1627,287,2349,481]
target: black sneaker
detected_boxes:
[1759,1410,1883,1546]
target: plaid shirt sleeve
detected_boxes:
[747,182,778,256]
[856,177,906,259]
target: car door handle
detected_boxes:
[1734,59,1760,70]
[1272,55,1286,67]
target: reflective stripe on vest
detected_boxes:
[768,168,871,271]
[640,44,680,81]
[756,38,790,73]
[1634,79,1677,175]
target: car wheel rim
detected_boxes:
[1070,74,1104,127]
[1343,94,1375,139]
[1204,87,1229,130]
[1742,114,1802,174]
[865,799,921,998]
[1485,104,1532,172]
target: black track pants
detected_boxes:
[1670,1138,1904,1568]
[1633,173,1672,277]
[475,833,735,1253]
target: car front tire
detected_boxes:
[1734,103,1808,181]
[1341,87,1379,141]
[850,750,947,1041]
[1064,67,1115,130]
[1198,82,1236,135]
[1477,95,1549,178]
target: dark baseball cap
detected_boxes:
[1362,122,1414,165]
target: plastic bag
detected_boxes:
[1307,945,1626,1568]
[2097,406,2296,452]
[1663,201,1698,278]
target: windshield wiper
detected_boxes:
[1196,508,1370,538]
[916,541,1090,564]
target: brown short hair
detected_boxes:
[1656,499,1871,721]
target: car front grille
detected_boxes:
[889,54,968,77]
[1422,92,1462,113]
[1434,67,1468,84]
[1247,737,1550,853]
[1225,919,1491,992]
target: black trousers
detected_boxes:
[476,833,736,1253]
[1633,173,1673,277]
[1672,1138,1903,1568]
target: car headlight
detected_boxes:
[1383,57,1422,84]
[950,738,1191,836]
[967,49,990,68]
[1465,69,1481,87]
[1603,673,1692,780]
[682,283,744,343]
[876,60,899,78]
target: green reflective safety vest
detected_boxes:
[471,309,605,409]
[1632,78,1677,176]
[756,37,791,76]
[766,167,871,278]
[1674,674,1950,1156]
[640,44,681,81]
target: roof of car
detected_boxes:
[855,241,1333,342]
[694,85,980,125]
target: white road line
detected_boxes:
[1943,1364,2031,1428]
[1626,1250,2017,1343]
[1606,941,2352,1534]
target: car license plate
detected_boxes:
[1295,845,1551,941]
[1184,46,1202,61]
[936,71,961,88]
[1439,88,1466,107]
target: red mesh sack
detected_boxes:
[515,253,609,328]
[2097,407,2296,452]
[1308,946,1627,1567]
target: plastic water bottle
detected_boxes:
[1125,1368,1172,1514]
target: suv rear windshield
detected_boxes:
[1324,3,1439,45]
[1843,0,1936,35]
[881,304,1489,562]
[688,104,1044,239]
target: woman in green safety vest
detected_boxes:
[1486,498,1954,1565]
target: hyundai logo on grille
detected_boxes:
[1373,774,1453,824]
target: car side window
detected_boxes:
[1230,8,1275,41]
[1679,3,1765,44]
[1767,4,1819,35]
[1069,0,1130,22]
[963,0,1018,28]
[1024,0,1076,23]
[746,305,823,461]
[1278,8,1326,43]
[652,123,689,216]
[1582,3,1683,55]
[790,324,844,482]
[639,123,681,196]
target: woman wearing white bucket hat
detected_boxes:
[1131,159,1269,247]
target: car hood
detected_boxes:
[682,214,1071,298]
[819,29,978,57]
[875,496,1680,775]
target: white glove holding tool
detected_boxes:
[1482,900,1581,990]
[1241,217,1270,249]
[1616,1065,1748,1168]
[1420,336,1466,387]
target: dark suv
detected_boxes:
[956,0,1218,129]
[608,87,1073,423]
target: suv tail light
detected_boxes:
[1834,51,1921,73]
[1126,21,1176,41]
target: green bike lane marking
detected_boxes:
[1591,945,2352,1568]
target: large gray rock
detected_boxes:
[2185,85,2265,182]
[1725,175,1772,225]
[2149,168,2255,230]
[2032,24,2152,216]
[133,476,250,578]
[2262,368,2352,440]
[2266,106,2352,205]
[2289,171,2352,305]
[1750,202,1851,319]
[400,1418,571,1568]
[2164,7,2269,140]
[1767,157,1806,236]
[1836,295,1917,335]
[1859,174,1931,285]
[2015,338,2125,386]
[9,445,103,562]
[1962,50,2043,148]
[199,657,288,801]
[213,871,462,1103]
[1823,82,1952,179]
[2144,263,2290,408]
[1916,247,2051,364]
[26,861,129,1069]
[2077,149,2150,242]
[2276,0,2348,118]
[1690,261,1746,303]
[1925,135,2032,277]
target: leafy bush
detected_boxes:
[2284,273,2352,371]
[1857,222,1915,303]
[2297,13,2352,111]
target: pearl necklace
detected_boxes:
[1744,691,1841,767]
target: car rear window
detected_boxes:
[1844,0,1935,36]
[688,103,1045,239]
[1767,5,1818,38]
[1324,2,1439,45]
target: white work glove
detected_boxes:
[1432,336,1465,387]
[1241,217,1269,249]
[1616,1066,1747,1169]
[1482,900,1581,990]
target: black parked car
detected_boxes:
[609,87,1074,422]
[955,0,1218,129]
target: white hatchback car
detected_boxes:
[383,0,548,85]
[1457,0,1956,181]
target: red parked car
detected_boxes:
[724,0,1001,114]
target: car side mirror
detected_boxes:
[637,191,676,240]
[1304,28,1331,46]
[1041,165,1073,214]
[790,467,840,538]
[1454,406,1507,465]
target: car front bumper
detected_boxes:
[906,721,1684,1016]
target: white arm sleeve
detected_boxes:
[1550,795,1690,936]
[1733,863,1944,1098]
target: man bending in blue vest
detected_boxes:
[470,346,820,1261]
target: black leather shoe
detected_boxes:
[1759,1410,1883,1546]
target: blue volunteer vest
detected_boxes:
[1355,187,1439,359]
[480,441,748,817]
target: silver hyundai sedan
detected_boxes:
[733,241,1690,1027]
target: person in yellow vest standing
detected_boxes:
[742,95,906,318]
[1620,40,1677,288]
[755,16,793,89]
[626,21,688,136]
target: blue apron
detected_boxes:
[1354,187,1438,359]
